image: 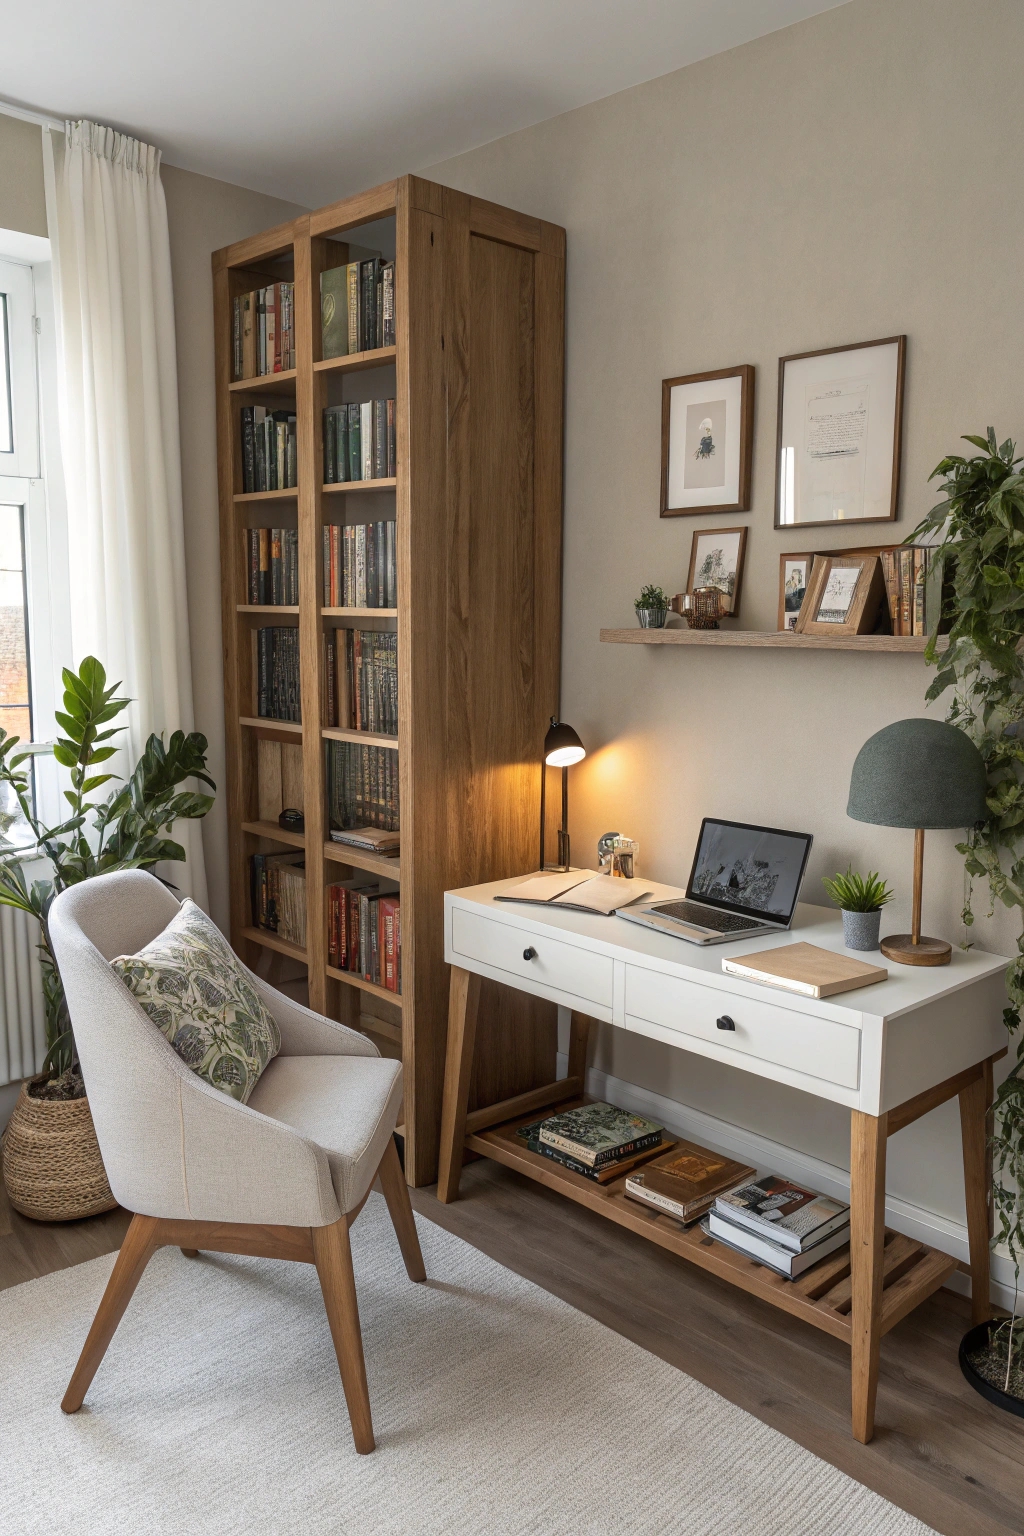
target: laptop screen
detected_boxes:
[686,818,813,925]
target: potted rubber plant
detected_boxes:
[635,584,669,629]
[907,429,1024,1414]
[821,867,893,951]
[0,657,215,1221]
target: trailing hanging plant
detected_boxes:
[911,428,1024,1389]
[0,657,215,1080]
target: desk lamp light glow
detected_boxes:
[540,718,586,872]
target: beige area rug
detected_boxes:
[0,1196,933,1536]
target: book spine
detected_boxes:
[242,292,254,379]
[900,547,913,635]
[373,399,387,480]
[347,402,361,482]
[241,407,255,495]
[347,262,360,355]
[538,1128,662,1168]
[232,296,242,381]
[246,529,257,603]
[913,547,925,636]
[360,401,373,482]
[879,550,899,635]
[381,262,395,348]
[355,525,367,608]
[386,397,396,478]
[271,529,282,605]
[324,407,335,484]
[266,285,278,374]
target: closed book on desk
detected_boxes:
[722,942,887,999]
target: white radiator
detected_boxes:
[0,903,46,1087]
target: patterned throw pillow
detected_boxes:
[111,900,281,1103]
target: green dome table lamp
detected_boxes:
[847,718,988,966]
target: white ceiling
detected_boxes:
[2,0,850,209]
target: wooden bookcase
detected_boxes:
[213,177,566,1185]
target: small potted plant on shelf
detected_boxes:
[821,867,893,951]
[634,584,669,629]
[0,657,214,1222]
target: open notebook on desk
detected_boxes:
[495,870,652,916]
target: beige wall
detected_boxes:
[422,0,1024,1233]
[161,167,306,929]
[0,114,47,237]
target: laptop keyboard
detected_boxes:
[653,900,761,933]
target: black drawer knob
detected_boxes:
[716,1015,736,1031]
[523,946,537,961]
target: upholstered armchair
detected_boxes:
[48,870,424,1454]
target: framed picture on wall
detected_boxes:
[794,552,885,637]
[774,336,906,529]
[686,526,748,616]
[778,553,814,632]
[661,365,754,517]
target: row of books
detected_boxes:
[257,627,301,723]
[246,528,298,606]
[241,407,297,494]
[323,521,396,609]
[320,259,395,359]
[323,630,398,735]
[880,545,942,636]
[327,740,399,832]
[233,283,296,380]
[327,881,401,992]
[323,400,396,484]
[250,853,306,948]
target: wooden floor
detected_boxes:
[3,1154,1020,1536]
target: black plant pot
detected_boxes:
[959,1320,1024,1418]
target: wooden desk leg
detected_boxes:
[960,1063,994,1326]
[850,1109,888,1444]
[436,967,482,1204]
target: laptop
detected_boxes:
[617,818,813,946]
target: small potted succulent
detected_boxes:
[821,866,893,951]
[634,584,669,629]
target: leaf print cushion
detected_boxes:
[111,900,281,1103]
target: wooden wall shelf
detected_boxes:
[214,175,566,1186]
[601,627,943,653]
[237,605,300,616]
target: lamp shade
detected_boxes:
[847,718,988,830]
[544,719,586,768]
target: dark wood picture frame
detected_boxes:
[795,552,885,637]
[686,525,748,617]
[778,552,816,632]
[774,336,906,531]
[661,364,754,518]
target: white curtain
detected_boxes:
[42,121,208,908]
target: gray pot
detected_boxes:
[842,908,882,951]
[637,606,668,629]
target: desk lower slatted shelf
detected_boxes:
[465,1103,958,1346]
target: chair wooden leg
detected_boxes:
[377,1136,426,1282]
[311,1217,375,1454]
[61,1213,159,1413]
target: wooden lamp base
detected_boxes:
[880,933,951,967]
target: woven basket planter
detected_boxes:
[1,1075,116,1222]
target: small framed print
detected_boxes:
[778,553,814,632]
[775,335,906,529]
[686,526,748,617]
[661,364,754,517]
[795,552,885,637]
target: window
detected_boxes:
[0,243,72,848]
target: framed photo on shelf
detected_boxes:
[795,552,885,637]
[778,553,815,632]
[686,526,748,617]
[775,336,906,530]
[661,364,754,517]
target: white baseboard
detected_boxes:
[555,1052,1019,1312]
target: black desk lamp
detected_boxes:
[540,718,586,872]
[847,718,988,965]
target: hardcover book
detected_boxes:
[536,1102,663,1168]
[516,1121,673,1183]
[721,942,887,999]
[321,266,349,359]
[713,1175,850,1253]
[624,1171,721,1225]
[704,1212,851,1277]
[641,1139,755,1211]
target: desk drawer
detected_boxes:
[624,966,860,1090]
[451,908,613,1008]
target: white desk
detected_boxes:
[437,875,1008,1443]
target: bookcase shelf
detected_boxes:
[322,726,398,750]
[240,925,307,964]
[229,368,297,394]
[324,841,401,881]
[242,819,306,849]
[325,964,404,1011]
[314,345,396,376]
[600,628,942,653]
[321,607,397,619]
[234,488,299,505]
[215,176,566,1185]
[321,477,396,495]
